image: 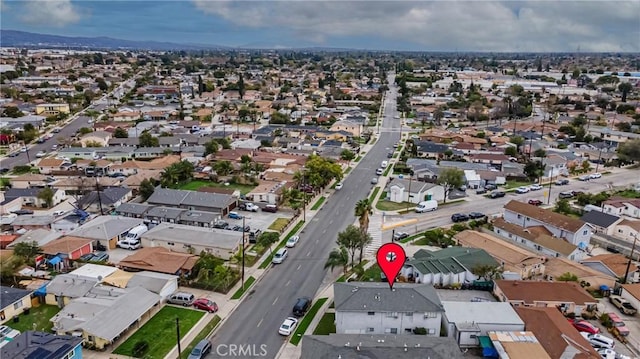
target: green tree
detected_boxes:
[324,246,349,276]
[139,179,155,201]
[504,146,518,157]
[557,272,579,282]
[554,199,572,215]
[12,242,41,263]
[618,139,640,162]
[37,187,55,208]
[533,148,547,158]
[204,140,219,156]
[509,136,525,153]
[139,131,159,147]
[354,198,373,262]
[257,232,279,247]
[471,264,502,281]
[336,225,361,268]
[113,127,128,138]
[618,82,633,103]
[214,160,233,176]
[303,155,343,189]
[523,160,546,181]
[436,168,464,203]
[2,106,24,118]
[340,149,356,161]
[78,127,93,135]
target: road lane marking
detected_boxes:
[307,251,311,257]
[316,239,319,243]
[285,280,291,287]
[257,318,264,327]
[296,264,301,270]
[272,297,279,306]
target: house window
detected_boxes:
[405,328,413,333]
[508,234,512,239]
[385,328,398,334]
[367,312,375,316]
[386,312,398,318]
[167,242,174,246]
[470,334,477,339]
[65,351,75,359]
[405,312,413,316]
[367,327,374,333]
[526,217,530,221]
[428,328,436,335]
[583,230,588,235]
[517,214,522,219]
[423,312,437,319]
[88,335,94,342]
[13,300,23,310]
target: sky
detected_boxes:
[1,0,639,52]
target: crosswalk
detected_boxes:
[364,213,385,257]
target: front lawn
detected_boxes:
[178,180,256,195]
[312,313,336,335]
[268,218,291,232]
[616,190,640,199]
[368,187,381,203]
[290,297,328,345]
[7,305,59,333]
[376,199,413,211]
[113,306,205,359]
[503,180,533,190]
[180,315,221,359]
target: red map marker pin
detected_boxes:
[376,243,407,290]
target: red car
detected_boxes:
[193,298,219,313]
[528,199,543,206]
[569,319,600,335]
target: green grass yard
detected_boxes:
[7,305,59,333]
[376,199,413,211]
[113,306,204,359]
[312,313,336,335]
[178,180,256,195]
[180,315,221,359]
[311,196,326,210]
[231,276,256,299]
[268,218,290,232]
[290,297,328,345]
[503,180,533,190]
[368,187,381,203]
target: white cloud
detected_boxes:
[21,0,82,27]
[191,0,640,51]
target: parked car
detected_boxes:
[558,191,574,199]
[192,298,218,313]
[476,188,487,194]
[79,253,95,261]
[187,339,212,359]
[589,172,602,179]
[52,210,65,216]
[243,203,259,212]
[578,175,591,181]
[489,191,506,199]
[376,168,384,175]
[415,200,438,213]
[90,252,109,262]
[334,183,344,190]
[387,152,393,158]
[272,248,288,264]
[213,221,229,229]
[569,319,600,335]
[12,209,34,215]
[468,212,486,219]
[292,297,312,317]
[278,317,298,336]
[286,235,300,248]
[371,178,378,184]
[484,184,497,190]
[451,213,470,222]
[248,229,262,244]
[228,211,243,220]
[528,199,543,206]
[580,333,615,349]
[529,184,543,191]
[609,295,637,315]
[35,151,46,158]
[571,190,585,196]
[262,204,278,213]
[167,292,195,306]
[515,186,530,194]
[555,179,570,185]
[393,231,409,241]
[606,312,630,337]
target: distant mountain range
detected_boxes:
[0,30,229,51]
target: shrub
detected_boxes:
[413,327,427,335]
[132,341,149,357]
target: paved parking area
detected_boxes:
[105,247,136,264]
[226,208,294,233]
[592,299,640,358]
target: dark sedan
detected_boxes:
[468,212,486,219]
[451,213,470,222]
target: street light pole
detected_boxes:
[241,216,246,290]
[623,234,638,284]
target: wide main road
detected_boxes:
[208,75,399,358]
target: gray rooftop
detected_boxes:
[115,202,153,216]
[143,222,242,249]
[0,286,32,309]
[581,211,621,228]
[127,271,178,295]
[301,334,464,359]
[442,301,524,326]
[146,206,185,220]
[334,282,443,313]
[147,188,234,210]
[8,229,62,248]
[68,215,143,240]
[11,215,56,226]
[0,331,83,359]
[178,210,218,224]
[45,274,98,298]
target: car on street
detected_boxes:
[569,319,600,335]
[468,212,486,219]
[272,248,288,264]
[387,152,393,158]
[36,151,46,158]
[393,231,409,241]
[187,339,212,359]
[335,182,343,190]
[292,297,312,317]
[286,235,300,248]
[278,317,298,336]
[578,175,590,181]
[376,168,384,175]
[12,209,34,215]
[590,172,602,179]
[558,191,574,199]
[609,295,637,315]
[262,204,278,213]
[371,178,378,184]
[484,184,497,190]
[555,179,570,185]
[580,332,615,350]
[606,312,630,337]
[7,152,19,157]
[515,186,530,194]
[192,298,219,313]
[489,191,506,199]
[528,199,543,206]
[529,184,543,191]
[476,188,487,194]
[451,213,470,222]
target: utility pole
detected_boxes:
[623,234,638,284]
[546,165,554,205]
[95,177,104,215]
[241,216,246,290]
[406,175,413,212]
[24,142,31,165]
[176,317,182,359]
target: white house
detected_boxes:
[463,170,482,189]
[334,282,444,336]
[502,200,593,249]
[620,284,640,313]
[613,219,640,243]
[441,301,525,348]
[602,198,640,219]
[387,179,444,204]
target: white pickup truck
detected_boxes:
[243,203,259,212]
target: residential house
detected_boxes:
[414,141,450,158]
[35,103,70,116]
[44,274,99,306]
[514,307,601,359]
[581,253,640,284]
[501,200,593,249]
[142,206,185,224]
[118,247,197,276]
[246,181,287,205]
[334,282,444,336]
[9,174,49,189]
[0,332,83,359]
[329,120,362,137]
[387,179,445,204]
[68,215,144,250]
[619,284,640,312]
[37,158,67,175]
[463,169,482,189]
[543,257,616,290]
[78,187,133,213]
[402,247,500,286]
[441,301,524,348]
[141,223,242,260]
[3,188,66,208]
[454,230,546,280]
[493,280,598,317]
[580,211,623,236]
[542,154,570,177]
[486,331,552,359]
[613,219,640,242]
[80,131,112,147]
[0,286,32,325]
[57,147,97,160]
[468,154,510,170]
[11,215,56,232]
[588,126,640,147]
[8,229,62,249]
[602,198,640,219]
[0,234,19,249]
[111,111,141,122]
[146,188,236,215]
[114,202,153,219]
[300,335,464,359]
[0,196,22,215]
[492,218,585,261]
[124,271,179,300]
[50,286,160,350]
[40,236,93,269]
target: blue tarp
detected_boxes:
[600,285,610,291]
[48,256,62,265]
[34,283,47,296]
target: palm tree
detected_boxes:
[324,247,349,276]
[214,160,233,176]
[354,198,373,235]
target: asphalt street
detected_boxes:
[207,75,400,358]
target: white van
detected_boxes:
[125,224,148,241]
[415,200,438,213]
[117,238,141,250]
[581,332,614,349]
[380,161,388,168]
